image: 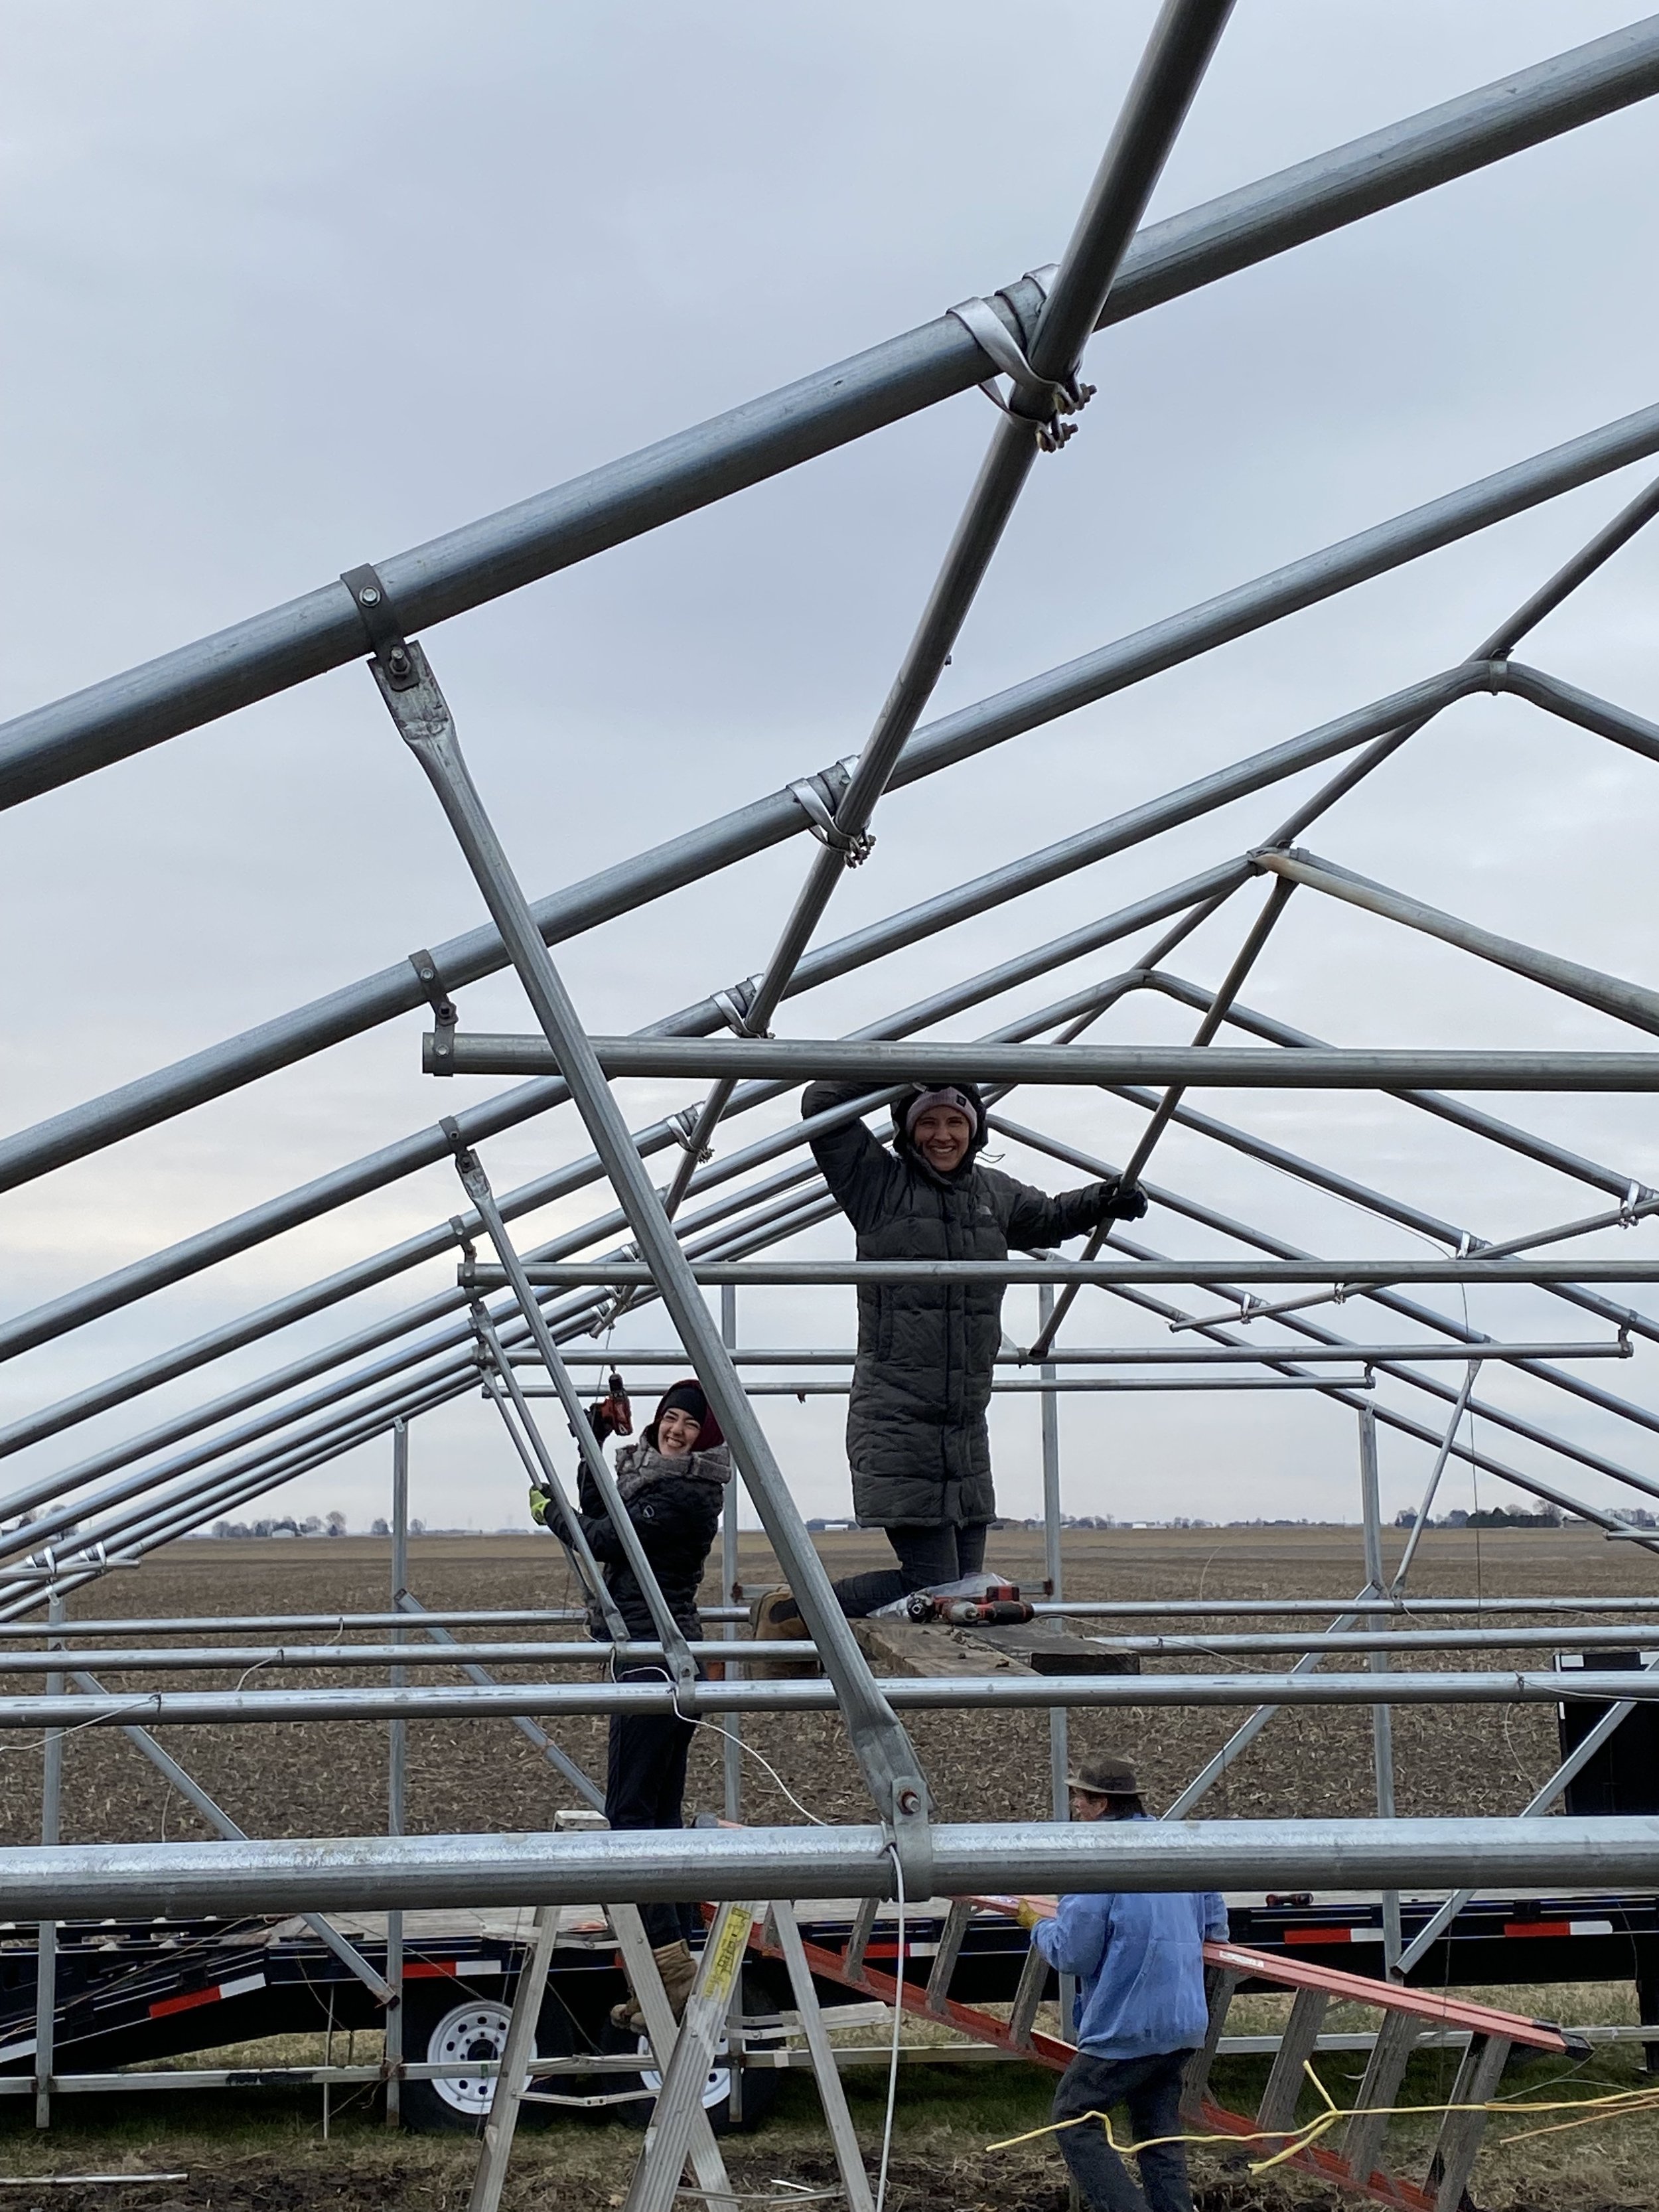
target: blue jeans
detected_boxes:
[831,1520,989,1618]
[1050,2048,1195,2212]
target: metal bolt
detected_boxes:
[358,585,381,606]
[897,1787,922,1816]
[387,648,411,677]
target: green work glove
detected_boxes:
[528,1485,551,1527]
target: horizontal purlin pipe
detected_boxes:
[3,15,1653,811]
[0,1672,1656,1731]
[469,1256,1659,1284]
[512,1374,1361,1394]
[13,360,1659,1199]
[445,1032,1659,1089]
[3,1595,1658,1638]
[501,1339,1628,1364]
[9,1619,1657,1670]
[1,1816,1656,1919]
[1259,846,1659,1037]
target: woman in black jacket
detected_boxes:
[532,1378,729,2026]
[776,1078,1144,1619]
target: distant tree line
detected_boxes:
[210,1511,349,1538]
[1392,1504,1638,1530]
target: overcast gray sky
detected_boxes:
[5,1,1659,1548]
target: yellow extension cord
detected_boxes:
[986,2057,1659,2174]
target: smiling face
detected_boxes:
[911,1104,973,1174]
[655,1405,703,1457]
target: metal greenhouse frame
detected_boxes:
[4,2,1659,2195]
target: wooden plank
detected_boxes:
[849,1620,1037,1677]
[1429,2034,1510,2212]
[1256,1986,1329,2135]
[1344,2009,1421,2189]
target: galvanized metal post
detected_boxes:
[1039,1288,1068,1822]
[720,1284,743,1822]
[1037,1286,1076,2041]
[386,1420,408,2125]
[34,1589,64,2128]
[1358,1408,1402,1976]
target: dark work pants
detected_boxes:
[1049,2049,1195,2212]
[605,1666,695,1946]
[831,1519,989,1619]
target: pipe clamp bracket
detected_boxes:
[341,563,420,691]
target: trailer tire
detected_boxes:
[398,1984,571,2134]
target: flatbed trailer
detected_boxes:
[1,1889,1652,2132]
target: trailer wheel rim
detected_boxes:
[425,1999,534,2116]
[636,2025,731,2110]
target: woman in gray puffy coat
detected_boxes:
[790,1078,1146,1617]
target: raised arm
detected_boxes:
[802,1080,904,1233]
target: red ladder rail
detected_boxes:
[745,1899,1570,2212]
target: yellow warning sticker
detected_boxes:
[705,1903,757,1994]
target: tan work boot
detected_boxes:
[611,1936,698,2034]
[747,1585,817,1678]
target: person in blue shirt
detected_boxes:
[1020,1754,1228,2212]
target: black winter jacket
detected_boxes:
[804,1080,1114,1528]
[572,1443,727,1642]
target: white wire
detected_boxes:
[875,1842,904,2212]
[669,1694,830,1829]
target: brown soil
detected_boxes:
[3,1522,1652,1846]
[0,2142,1345,2211]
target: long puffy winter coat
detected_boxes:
[804,1080,1112,1528]
[572,1441,729,1641]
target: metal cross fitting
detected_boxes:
[448,1213,478,1268]
[666,1106,713,1162]
[946,282,1095,452]
[340,563,419,690]
[712,976,770,1037]
[409,947,458,1072]
[788,776,876,865]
